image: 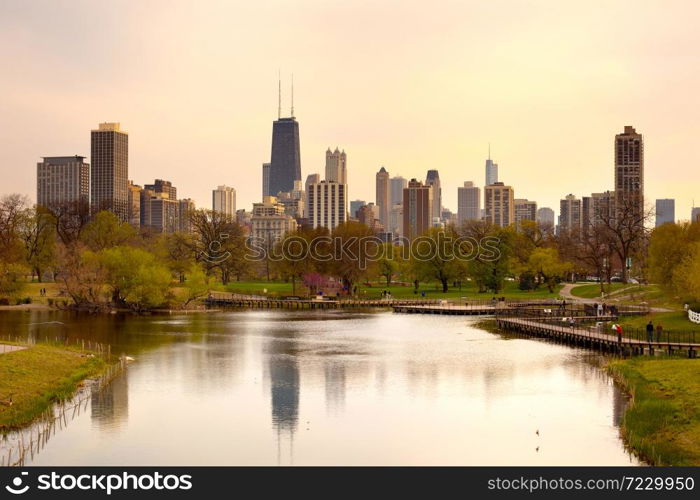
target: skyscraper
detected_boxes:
[402,178,432,240]
[614,126,644,217]
[425,170,441,221]
[144,179,176,200]
[559,194,582,233]
[691,207,700,223]
[582,191,615,231]
[325,147,347,184]
[514,199,537,227]
[36,156,90,210]
[389,176,407,207]
[262,163,271,196]
[457,181,480,224]
[269,116,301,196]
[308,181,347,231]
[127,181,142,228]
[484,182,514,227]
[91,122,128,220]
[536,207,555,227]
[212,185,236,217]
[485,147,498,186]
[350,200,366,219]
[655,199,675,227]
[305,173,320,220]
[375,167,390,227]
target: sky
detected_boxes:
[1,0,699,222]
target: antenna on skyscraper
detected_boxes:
[291,73,295,118]
[278,69,281,120]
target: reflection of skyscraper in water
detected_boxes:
[269,355,300,433]
[324,361,346,414]
[91,373,129,429]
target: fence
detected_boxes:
[689,309,700,324]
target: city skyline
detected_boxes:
[2,1,700,221]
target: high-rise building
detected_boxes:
[250,196,298,243]
[484,182,514,227]
[308,181,347,231]
[350,200,366,219]
[357,203,382,231]
[402,178,432,240]
[269,116,301,196]
[127,181,142,228]
[388,204,403,238]
[376,167,390,226]
[178,198,195,233]
[389,176,407,208]
[691,207,700,223]
[614,125,644,217]
[457,181,480,224]
[325,147,347,184]
[36,156,90,210]
[582,191,615,231]
[304,173,320,219]
[559,194,582,233]
[262,163,271,197]
[536,207,555,227]
[485,148,498,186]
[91,122,128,220]
[276,180,305,218]
[212,185,236,217]
[144,179,176,200]
[655,199,675,227]
[514,199,537,227]
[425,170,442,221]
[140,190,179,233]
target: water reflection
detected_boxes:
[0,309,639,466]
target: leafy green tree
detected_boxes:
[182,264,210,307]
[411,227,467,293]
[20,207,56,281]
[526,247,570,293]
[376,243,400,287]
[163,232,197,282]
[80,211,136,251]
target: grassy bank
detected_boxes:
[0,344,106,431]
[570,282,632,299]
[608,357,700,465]
[216,280,563,300]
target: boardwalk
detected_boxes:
[497,317,699,357]
[0,344,25,355]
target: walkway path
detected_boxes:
[560,283,673,313]
[0,344,26,355]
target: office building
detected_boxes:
[325,147,347,184]
[514,199,538,227]
[389,176,407,208]
[655,199,675,227]
[91,122,128,220]
[36,156,90,210]
[485,148,498,186]
[402,178,432,240]
[127,181,142,227]
[140,190,179,233]
[262,163,271,196]
[614,125,644,217]
[178,198,195,233]
[308,180,347,231]
[144,179,176,200]
[376,167,390,226]
[559,194,582,233]
[536,207,555,228]
[212,185,236,217]
[484,182,514,227]
[457,181,480,224]
[582,191,615,231]
[269,116,301,196]
[250,196,298,243]
[425,170,441,221]
[350,200,366,219]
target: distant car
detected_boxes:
[628,278,639,284]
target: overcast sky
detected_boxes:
[1,0,699,221]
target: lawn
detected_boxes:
[0,344,106,430]
[608,357,700,465]
[217,279,563,300]
[570,282,635,299]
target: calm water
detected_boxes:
[0,309,638,465]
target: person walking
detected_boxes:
[646,320,654,343]
[597,303,604,317]
[656,323,663,343]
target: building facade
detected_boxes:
[375,167,390,227]
[559,194,582,234]
[484,182,514,227]
[36,156,90,210]
[325,147,347,184]
[514,199,538,228]
[269,117,301,196]
[389,176,407,208]
[614,125,644,217]
[402,178,432,240]
[485,155,498,186]
[308,181,347,231]
[536,207,555,227]
[425,170,442,222]
[250,196,298,243]
[655,199,675,227]
[212,185,236,217]
[457,181,481,225]
[91,122,128,220]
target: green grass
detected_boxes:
[216,280,563,300]
[0,344,106,430]
[608,357,700,465]
[570,282,635,299]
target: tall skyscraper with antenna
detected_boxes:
[266,75,301,196]
[485,144,498,186]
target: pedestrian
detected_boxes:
[569,317,575,329]
[617,324,623,344]
[597,303,603,317]
[656,323,663,343]
[646,320,654,343]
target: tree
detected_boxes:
[0,194,28,264]
[55,244,108,309]
[411,227,467,293]
[330,222,376,295]
[163,232,197,282]
[43,199,91,245]
[80,211,136,251]
[19,207,56,281]
[648,222,700,293]
[376,243,399,287]
[526,247,570,293]
[181,264,210,307]
[189,209,247,284]
[673,241,700,304]
[459,221,513,294]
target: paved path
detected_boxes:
[0,344,26,355]
[561,283,674,313]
